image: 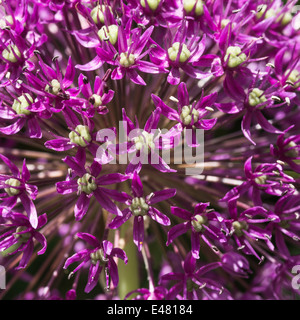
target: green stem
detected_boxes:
[117,220,140,300]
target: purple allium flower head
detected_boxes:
[64,232,128,293]
[0,0,299,302]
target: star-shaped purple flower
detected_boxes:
[109,171,176,251]
[0,154,39,228]
[152,82,217,147]
[56,149,129,220]
[0,210,47,269]
[63,232,128,293]
[167,202,226,259]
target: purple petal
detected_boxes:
[183,252,197,274]
[85,262,101,293]
[177,82,190,106]
[89,160,102,177]
[0,105,15,119]
[147,188,176,205]
[63,249,89,269]
[19,193,38,229]
[151,94,179,121]
[77,232,100,248]
[76,55,103,71]
[108,208,132,229]
[196,118,217,130]
[149,152,176,173]
[166,221,191,245]
[191,232,200,259]
[132,171,143,197]
[74,193,90,221]
[21,159,31,182]
[45,138,73,151]
[111,67,125,80]
[144,108,161,132]
[241,111,256,145]
[16,240,34,269]
[133,216,144,251]
[56,180,78,194]
[93,188,122,216]
[111,248,128,264]
[0,118,26,135]
[108,257,119,287]
[137,60,163,74]
[102,240,113,256]
[34,231,47,255]
[96,173,128,185]
[255,111,283,134]
[215,102,241,114]
[171,206,192,220]
[127,69,146,86]
[100,188,131,203]
[0,154,20,176]
[167,67,180,85]
[27,117,42,139]
[63,56,75,88]
[194,202,209,215]
[148,207,170,226]
[63,155,86,177]
[181,65,210,80]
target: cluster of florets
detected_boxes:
[0,0,299,300]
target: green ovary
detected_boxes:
[119,52,135,67]
[168,42,191,63]
[45,79,61,95]
[191,214,207,232]
[2,44,21,63]
[232,221,248,237]
[90,248,108,266]
[12,93,33,115]
[4,178,21,196]
[183,0,203,16]
[286,70,300,88]
[140,0,161,11]
[248,88,267,108]
[77,173,97,194]
[91,5,112,24]
[224,46,247,68]
[180,105,199,125]
[130,197,149,217]
[98,25,118,46]
[69,125,92,147]
[133,131,155,151]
